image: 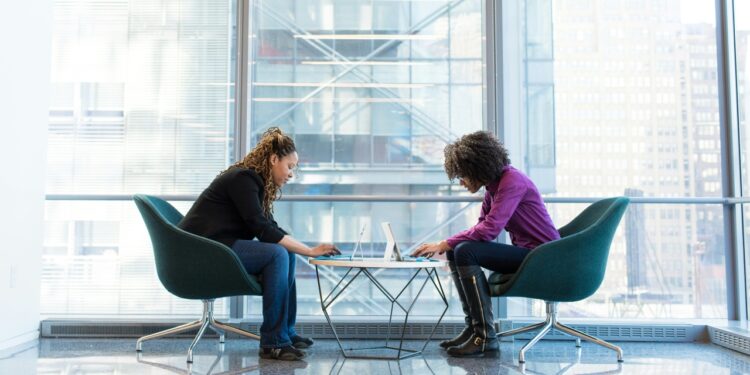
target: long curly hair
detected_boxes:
[225,127,296,217]
[443,131,510,187]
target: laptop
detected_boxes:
[316,224,367,261]
[381,222,437,262]
[315,222,437,262]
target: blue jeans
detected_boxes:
[231,240,298,348]
[448,241,531,277]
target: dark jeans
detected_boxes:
[448,241,531,277]
[231,240,298,348]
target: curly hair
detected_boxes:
[224,127,296,218]
[443,131,510,187]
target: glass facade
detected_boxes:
[40,0,749,322]
[243,0,485,319]
[505,0,728,319]
[42,0,486,319]
[44,0,237,317]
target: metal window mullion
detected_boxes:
[716,0,747,321]
[484,0,501,137]
[235,0,250,162]
[485,0,508,320]
[230,0,251,321]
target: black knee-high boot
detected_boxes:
[439,263,473,349]
[447,267,498,357]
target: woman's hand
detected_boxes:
[279,235,340,257]
[411,240,451,258]
[309,243,340,257]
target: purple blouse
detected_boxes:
[446,166,560,250]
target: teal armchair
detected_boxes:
[133,194,262,363]
[491,197,630,363]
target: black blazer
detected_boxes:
[179,167,288,247]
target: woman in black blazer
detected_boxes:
[180,127,339,361]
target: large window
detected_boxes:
[736,0,750,317]
[504,0,727,319]
[43,0,237,317]
[42,0,748,323]
[42,0,486,319]
[243,0,485,318]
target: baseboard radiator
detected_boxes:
[708,326,750,355]
[41,319,701,342]
[497,320,701,342]
[41,320,467,340]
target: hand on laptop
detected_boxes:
[310,244,341,257]
[411,240,451,258]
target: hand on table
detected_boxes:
[411,240,451,258]
[310,244,340,257]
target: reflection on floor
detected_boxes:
[1,338,750,374]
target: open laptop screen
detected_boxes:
[381,222,403,261]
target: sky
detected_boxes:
[735,1,750,30]
[680,0,750,30]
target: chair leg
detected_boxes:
[137,299,261,363]
[187,320,211,363]
[497,321,548,338]
[554,321,624,362]
[211,321,261,341]
[551,323,582,347]
[135,320,202,351]
[206,300,260,341]
[208,324,226,343]
[519,320,552,363]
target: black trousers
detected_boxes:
[447,241,531,276]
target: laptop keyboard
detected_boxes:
[400,256,438,262]
[314,255,353,260]
[314,255,439,262]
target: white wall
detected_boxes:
[0,2,52,351]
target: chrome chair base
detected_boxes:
[135,299,260,363]
[497,301,624,363]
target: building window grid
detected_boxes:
[41,0,750,322]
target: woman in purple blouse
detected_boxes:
[412,131,560,357]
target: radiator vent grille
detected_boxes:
[46,323,218,338]
[295,322,464,339]
[498,321,694,342]
[42,320,700,342]
[42,321,466,340]
[708,327,750,355]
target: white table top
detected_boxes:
[309,257,447,268]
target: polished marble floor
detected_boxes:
[1,338,750,374]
